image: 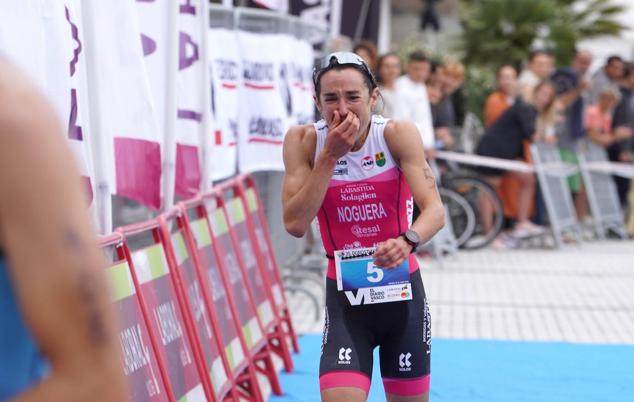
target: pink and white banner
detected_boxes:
[208,28,240,180]
[175,0,206,197]
[0,0,96,206]
[82,0,162,210]
[236,31,291,172]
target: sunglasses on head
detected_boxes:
[312,51,377,89]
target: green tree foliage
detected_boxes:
[460,0,627,69]
[458,0,627,117]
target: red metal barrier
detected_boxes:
[199,189,283,397]
[219,175,297,371]
[235,174,300,354]
[98,233,173,402]
[117,219,215,402]
[178,197,264,402]
[158,209,240,402]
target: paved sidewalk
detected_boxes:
[287,240,634,344]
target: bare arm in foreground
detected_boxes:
[0,60,126,402]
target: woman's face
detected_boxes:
[378,55,401,86]
[315,67,377,137]
[426,81,443,105]
[497,66,517,96]
[533,84,555,110]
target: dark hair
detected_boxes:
[528,49,553,62]
[624,63,634,78]
[408,50,428,63]
[606,55,624,65]
[375,52,400,85]
[314,65,376,97]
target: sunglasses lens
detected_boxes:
[320,52,364,68]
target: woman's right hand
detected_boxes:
[322,111,361,160]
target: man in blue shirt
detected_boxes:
[0,59,126,401]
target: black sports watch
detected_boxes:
[400,230,421,253]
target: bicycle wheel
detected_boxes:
[444,175,504,249]
[438,187,477,247]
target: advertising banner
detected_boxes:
[209,209,263,351]
[208,28,240,181]
[188,218,246,372]
[131,244,206,402]
[225,198,274,329]
[244,188,285,308]
[236,31,291,172]
[107,261,169,402]
[170,231,230,396]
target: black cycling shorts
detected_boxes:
[319,269,431,396]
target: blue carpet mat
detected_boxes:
[269,335,634,402]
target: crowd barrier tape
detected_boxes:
[117,220,213,402]
[158,210,238,401]
[435,150,579,176]
[200,189,284,396]
[584,161,634,179]
[220,176,295,372]
[179,196,265,402]
[576,141,629,240]
[236,174,300,354]
[100,233,173,402]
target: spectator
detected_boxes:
[475,81,557,238]
[484,64,519,128]
[394,50,436,150]
[552,49,593,220]
[589,55,625,103]
[436,61,466,129]
[518,50,555,102]
[610,63,634,205]
[353,40,378,73]
[585,86,627,148]
[374,52,402,118]
[426,72,455,149]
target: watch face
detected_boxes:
[406,230,420,245]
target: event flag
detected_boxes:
[175,0,207,198]
[82,0,162,210]
[0,0,96,206]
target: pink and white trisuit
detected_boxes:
[314,115,420,279]
[314,115,431,397]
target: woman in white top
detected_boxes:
[374,53,402,118]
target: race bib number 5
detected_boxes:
[334,247,412,305]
